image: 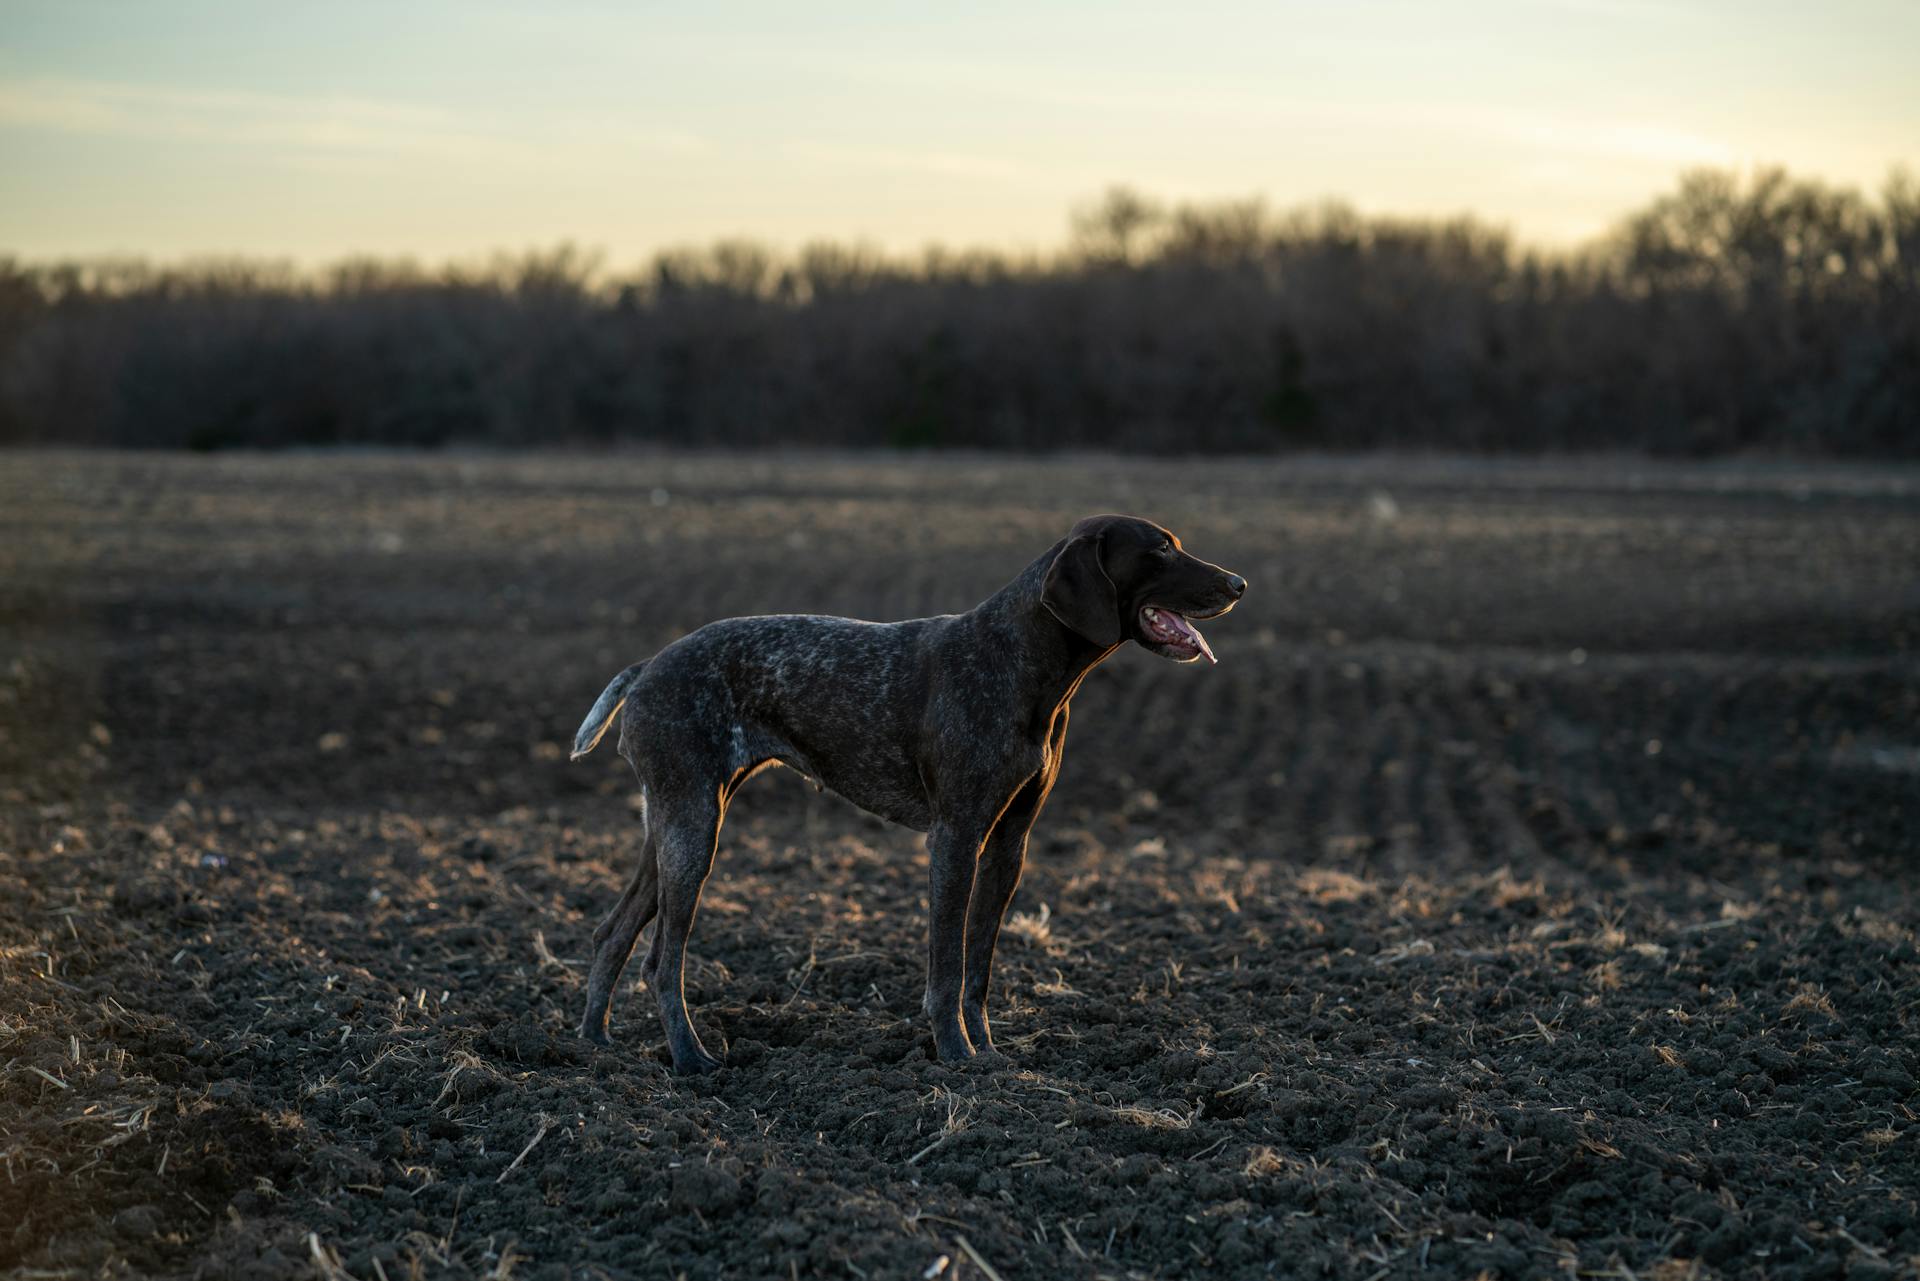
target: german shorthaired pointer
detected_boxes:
[569,514,1246,1073]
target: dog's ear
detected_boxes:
[1042,531,1121,646]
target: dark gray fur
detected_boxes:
[571,514,1245,1072]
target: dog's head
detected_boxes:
[1041,514,1246,663]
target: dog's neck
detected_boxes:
[972,539,1118,717]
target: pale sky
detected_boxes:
[2,0,1915,265]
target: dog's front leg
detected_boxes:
[963,712,1068,1054]
[923,821,988,1062]
[962,779,1048,1053]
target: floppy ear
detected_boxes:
[1042,532,1121,645]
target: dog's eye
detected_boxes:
[1158,539,1174,555]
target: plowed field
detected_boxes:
[2,451,1916,1280]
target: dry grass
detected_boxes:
[1371,938,1436,967]
[430,1050,490,1109]
[1003,902,1054,947]
[1108,1103,1194,1130]
[906,1089,975,1166]
[495,1113,555,1185]
[1297,868,1373,904]
[1784,982,1840,1019]
[1242,1146,1290,1177]
[1030,970,1082,997]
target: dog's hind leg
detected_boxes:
[650,796,726,1074]
[580,823,659,1046]
[637,913,666,990]
[924,820,990,1063]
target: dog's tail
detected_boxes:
[571,662,647,761]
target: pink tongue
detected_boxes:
[1163,612,1217,665]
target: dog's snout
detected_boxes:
[1226,573,1247,598]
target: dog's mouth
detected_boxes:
[1138,604,1225,665]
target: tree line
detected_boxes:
[2,166,1914,455]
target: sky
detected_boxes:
[2,0,1915,266]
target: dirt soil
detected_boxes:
[2,450,1917,1280]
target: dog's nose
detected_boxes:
[1227,574,1247,597]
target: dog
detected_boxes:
[569,513,1246,1072]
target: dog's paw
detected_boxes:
[931,1024,977,1064]
[961,1012,996,1054]
[667,1031,725,1075]
[672,1048,725,1076]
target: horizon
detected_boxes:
[3,1,1917,267]
[4,165,1914,279]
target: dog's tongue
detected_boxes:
[1166,612,1217,665]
